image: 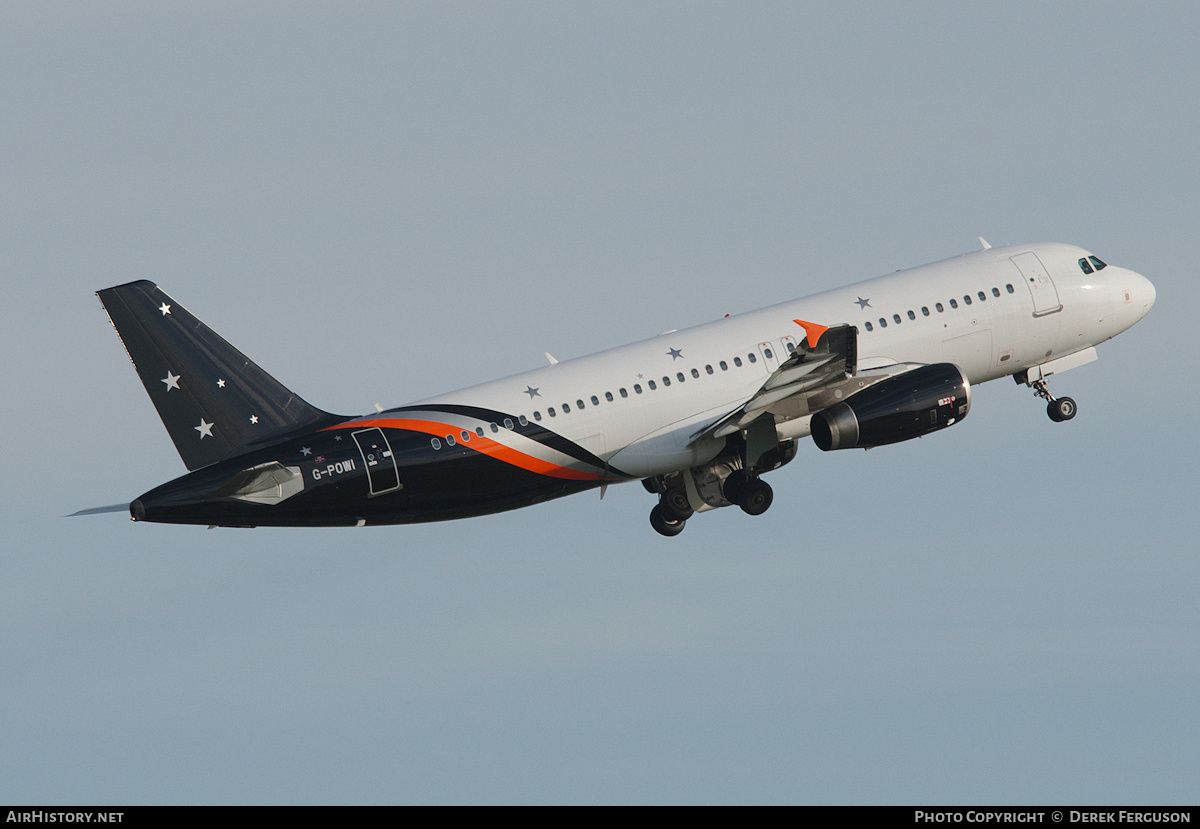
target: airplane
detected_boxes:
[87,239,1154,536]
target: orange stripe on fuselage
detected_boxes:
[324,418,606,481]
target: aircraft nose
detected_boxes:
[1130,270,1156,317]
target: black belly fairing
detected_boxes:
[130,426,600,527]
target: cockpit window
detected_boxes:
[1089,256,1108,271]
[1079,258,1094,275]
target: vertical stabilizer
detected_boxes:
[98,280,345,470]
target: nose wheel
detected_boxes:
[1030,377,1077,422]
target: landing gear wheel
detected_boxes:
[722,470,749,505]
[660,488,693,520]
[738,479,774,516]
[1048,396,1077,422]
[650,504,686,537]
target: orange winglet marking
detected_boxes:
[792,319,829,348]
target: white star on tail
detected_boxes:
[195,419,213,439]
[159,302,172,315]
[162,371,180,391]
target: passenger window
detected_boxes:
[949,299,958,309]
[603,392,612,402]
[461,430,471,442]
[548,407,556,417]
[476,427,485,437]
[634,384,642,394]
[691,368,699,378]
[720,361,728,371]
[963,295,972,305]
[661,376,670,386]
[879,318,888,328]
[1089,256,1107,271]
[431,438,441,450]
[907,310,916,320]
[748,352,757,363]
[921,306,930,316]
[504,418,514,429]
[592,395,600,406]
[490,423,499,433]
[978,291,986,302]
[446,434,455,445]
[893,314,902,324]
[577,399,585,409]
[734,357,743,367]
[620,388,628,398]
[992,287,1000,297]
[648,380,657,390]
[763,347,773,359]
[1006,284,1014,293]
[865,321,873,331]
[518,415,528,426]
[786,342,795,352]
[562,403,570,413]
[533,411,542,421]
[936,302,944,312]
[705,365,714,374]
[678,372,686,382]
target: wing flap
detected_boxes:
[693,323,858,441]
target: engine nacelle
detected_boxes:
[810,363,971,451]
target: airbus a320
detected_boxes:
[87,240,1154,536]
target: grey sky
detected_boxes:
[2,2,1197,804]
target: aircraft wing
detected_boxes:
[692,321,860,442]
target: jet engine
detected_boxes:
[810,363,970,451]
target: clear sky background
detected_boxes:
[3,1,1197,805]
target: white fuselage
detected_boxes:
[401,242,1153,480]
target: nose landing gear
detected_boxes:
[1029,377,1077,422]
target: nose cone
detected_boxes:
[1130,270,1156,320]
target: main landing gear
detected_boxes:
[721,471,774,516]
[1029,377,1077,422]
[649,484,693,537]
[644,471,775,537]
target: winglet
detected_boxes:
[792,319,830,348]
[979,237,992,250]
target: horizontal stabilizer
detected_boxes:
[97,281,345,470]
[68,503,130,517]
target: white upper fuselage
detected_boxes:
[405,242,1154,479]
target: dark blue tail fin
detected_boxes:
[98,280,345,470]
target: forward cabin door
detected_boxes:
[1010,252,1062,317]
